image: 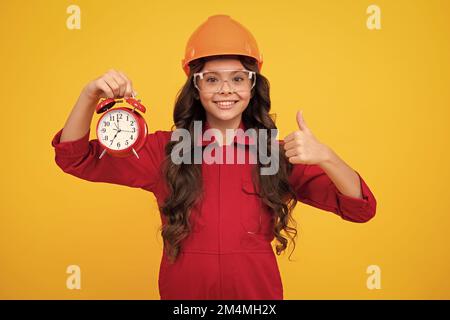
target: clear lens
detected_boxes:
[194,70,256,93]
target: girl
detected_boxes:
[51,14,377,300]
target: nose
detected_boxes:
[218,80,234,93]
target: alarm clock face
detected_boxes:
[97,109,139,150]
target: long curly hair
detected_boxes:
[160,54,299,263]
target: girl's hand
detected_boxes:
[283,110,331,165]
[81,69,137,102]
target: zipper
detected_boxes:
[218,162,223,299]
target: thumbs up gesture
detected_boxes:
[283,110,331,165]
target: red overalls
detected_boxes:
[51,119,377,299]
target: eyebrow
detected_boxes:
[202,69,247,73]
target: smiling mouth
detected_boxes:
[214,100,238,109]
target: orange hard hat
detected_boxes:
[181,14,263,76]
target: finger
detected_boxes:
[116,70,134,98]
[296,110,311,134]
[103,73,121,97]
[288,156,303,164]
[283,139,301,151]
[123,82,133,99]
[296,110,305,130]
[284,130,303,144]
[97,79,114,98]
[283,134,293,143]
[110,71,127,97]
[285,147,300,158]
[284,132,297,143]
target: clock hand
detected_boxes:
[109,131,119,146]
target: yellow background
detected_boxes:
[1,0,449,299]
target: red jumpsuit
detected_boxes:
[51,120,377,300]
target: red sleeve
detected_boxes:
[51,128,170,193]
[289,163,377,223]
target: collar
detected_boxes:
[196,119,255,147]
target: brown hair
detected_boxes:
[160,54,299,263]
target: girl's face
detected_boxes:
[197,58,252,124]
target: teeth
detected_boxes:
[216,101,236,106]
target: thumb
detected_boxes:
[296,110,310,133]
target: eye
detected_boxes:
[206,76,218,83]
[233,77,244,82]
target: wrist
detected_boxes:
[319,144,336,167]
[80,85,101,104]
[79,89,100,111]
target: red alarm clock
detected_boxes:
[95,95,147,159]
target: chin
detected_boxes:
[211,112,240,121]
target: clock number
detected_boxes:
[117,142,121,148]
[130,121,135,126]
[126,115,129,121]
[125,140,129,146]
[110,115,115,121]
[118,114,123,120]
[101,128,106,133]
[103,121,110,126]
[132,127,136,133]
[104,136,108,141]
[130,135,133,140]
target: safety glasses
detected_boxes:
[193,69,256,93]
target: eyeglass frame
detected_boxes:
[192,69,257,93]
